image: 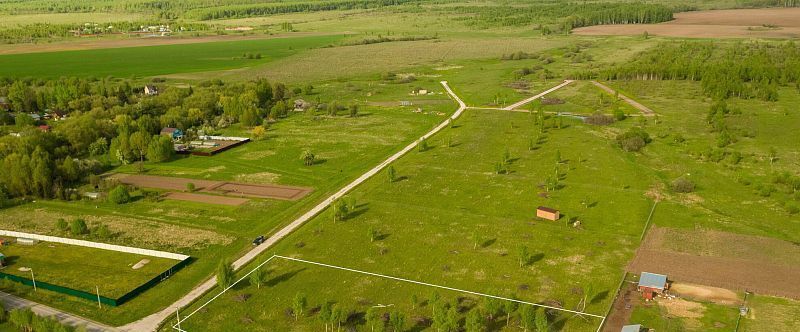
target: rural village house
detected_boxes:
[637,272,668,300]
[160,127,184,141]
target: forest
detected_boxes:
[185,0,417,20]
[589,41,800,101]
[440,3,674,30]
[0,76,309,202]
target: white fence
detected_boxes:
[0,230,188,261]
[198,135,249,142]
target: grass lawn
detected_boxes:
[0,240,177,299]
[740,295,800,332]
[0,88,455,325]
[173,107,657,331]
[0,34,343,78]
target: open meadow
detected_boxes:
[0,1,799,331]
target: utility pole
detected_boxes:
[30,269,36,292]
[96,285,102,309]
[175,307,182,331]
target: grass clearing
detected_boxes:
[171,107,657,331]
[0,240,177,299]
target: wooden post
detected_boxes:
[30,269,36,292]
[96,285,102,309]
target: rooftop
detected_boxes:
[621,324,642,332]
[638,272,667,289]
[537,206,558,213]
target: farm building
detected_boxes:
[621,324,643,332]
[160,128,184,141]
[536,206,560,221]
[144,85,159,96]
[638,272,668,300]
[38,125,51,132]
[0,97,9,111]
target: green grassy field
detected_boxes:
[173,106,657,331]
[0,34,343,78]
[0,92,452,325]
[0,240,176,298]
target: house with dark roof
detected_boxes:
[638,272,668,300]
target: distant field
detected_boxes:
[0,34,343,78]
[574,8,800,39]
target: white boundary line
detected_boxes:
[172,255,605,331]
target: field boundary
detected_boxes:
[0,230,188,260]
[172,255,605,332]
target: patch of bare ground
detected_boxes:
[671,283,739,305]
[629,226,800,299]
[163,192,249,206]
[573,8,800,38]
[658,298,705,328]
[0,32,336,55]
[110,173,311,200]
[602,281,638,332]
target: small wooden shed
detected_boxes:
[536,206,560,221]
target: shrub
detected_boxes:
[612,108,627,121]
[585,112,614,126]
[785,202,799,215]
[108,185,130,204]
[186,182,196,192]
[56,218,68,231]
[95,224,111,239]
[671,177,695,193]
[70,218,88,235]
[616,127,651,152]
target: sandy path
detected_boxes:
[503,80,574,110]
[591,81,655,116]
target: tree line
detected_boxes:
[590,41,800,101]
[443,3,673,31]
[186,0,417,20]
[0,21,210,44]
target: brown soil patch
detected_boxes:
[602,282,639,332]
[163,192,249,206]
[659,298,704,319]
[629,227,800,299]
[671,283,739,305]
[110,173,312,201]
[0,32,335,55]
[574,8,800,39]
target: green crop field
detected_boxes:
[0,34,343,78]
[0,240,176,298]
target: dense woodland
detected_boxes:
[575,41,800,101]
[0,76,310,201]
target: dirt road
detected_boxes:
[591,81,655,116]
[503,80,574,110]
[118,81,467,332]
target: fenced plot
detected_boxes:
[0,231,189,306]
[172,255,606,332]
[110,174,312,201]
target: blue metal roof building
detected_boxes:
[638,272,667,290]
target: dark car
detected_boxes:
[252,235,265,246]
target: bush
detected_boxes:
[671,177,695,193]
[70,218,88,235]
[186,182,196,192]
[785,202,799,215]
[108,185,130,204]
[95,224,111,239]
[613,109,627,121]
[616,127,651,152]
[585,112,614,126]
[56,218,68,231]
